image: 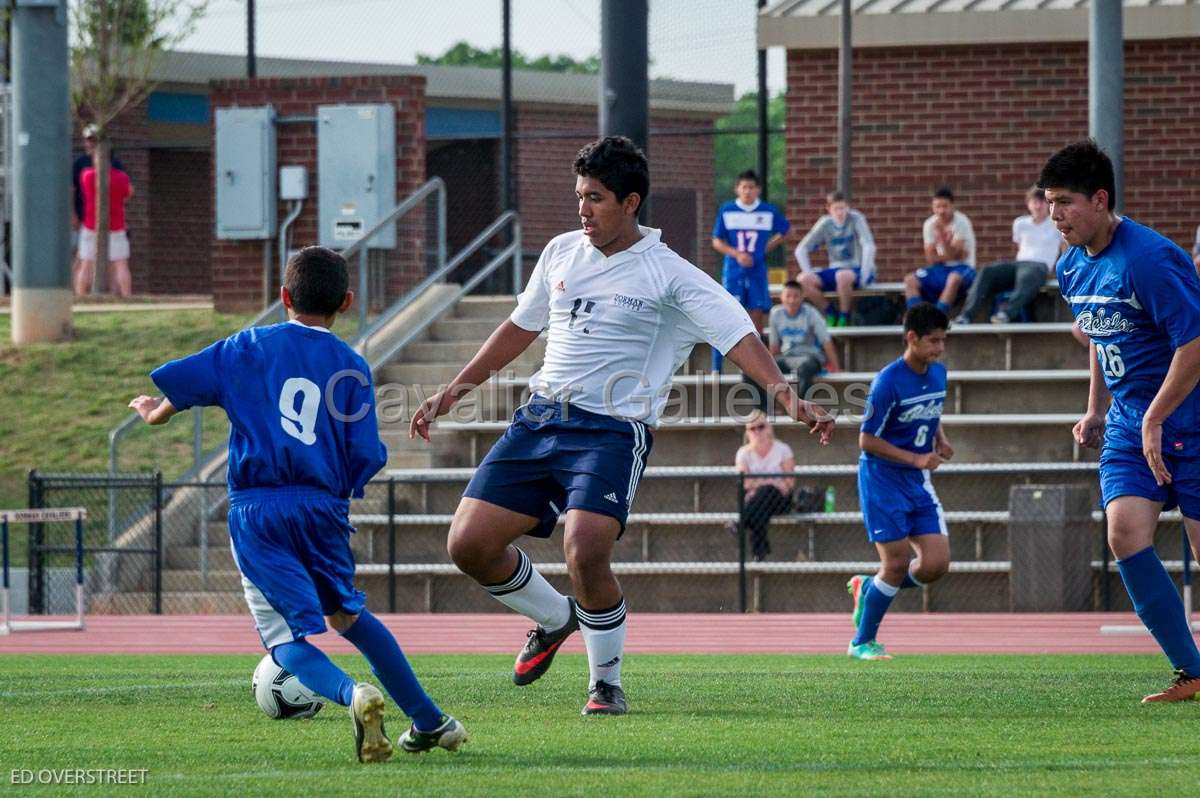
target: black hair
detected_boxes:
[826,190,847,204]
[932,186,955,202]
[904,302,949,338]
[1037,139,1116,210]
[284,246,349,316]
[574,136,650,210]
[736,169,760,186]
[782,279,803,291]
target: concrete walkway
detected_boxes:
[0,299,214,315]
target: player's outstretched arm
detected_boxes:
[1142,336,1200,486]
[1073,341,1108,450]
[725,333,834,444]
[409,320,540,441]
[128,396,177,426]
[860,432,941,470]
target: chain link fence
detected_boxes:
[17,466,1196,618]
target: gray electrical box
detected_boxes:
[317,104,396,249]
[215,106,277,240]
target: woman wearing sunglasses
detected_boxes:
[733,411,796,561]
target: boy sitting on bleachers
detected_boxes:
[953,186,1064,325]
[768,280,841,400]
[904,187,976,315]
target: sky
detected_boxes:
[177,0,788,97]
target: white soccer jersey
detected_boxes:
[510,227,757,425]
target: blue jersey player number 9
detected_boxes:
[280,377,322,446]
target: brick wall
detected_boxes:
[147,149,211,294]
[209,75,426,311]
[786,38,1200,281]
[515,109,719,274]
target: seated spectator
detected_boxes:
[954,186,1064,324]
[769,280,841,401]
[905,187,976,314]
[794,191,877,327]
[730,412,795,562]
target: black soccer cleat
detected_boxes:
[513,599,578,686]
[399,715,467,753]
[581,681,627,716]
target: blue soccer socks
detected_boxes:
[851,576,900,647]
[272,639,355,706]
[900,566,926,590]
[341,610,444,731]
[1117,546,1200,677]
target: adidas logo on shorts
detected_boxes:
[604,492,619,503]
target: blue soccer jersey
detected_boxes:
[858,358,948,542]
[712,200,790,271]
[860,358,947,463]
[1058,218,1200,454]
[151,320,387,499]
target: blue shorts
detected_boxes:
[815,267,870,292]
[722,263,772,313]
[1100,446,1200,519]
[915,263,976,303]
[227,487,364,649]
[463,398,653,538]
[858,458,948,543]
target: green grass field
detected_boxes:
[1,653,1196,796]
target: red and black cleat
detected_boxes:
[581,680,627,716]
[512,599,578,686]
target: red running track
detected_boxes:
[0,613,1172,656]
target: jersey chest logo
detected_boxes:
[897,400,943,423]
[1076,308,1135,337]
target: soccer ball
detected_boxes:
[252,654,325,720]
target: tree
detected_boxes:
[70,0,206,293]
[417,41,600,74]
[714,91,786,208]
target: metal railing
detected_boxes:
[343,177,447,334]
[366,211,520,369]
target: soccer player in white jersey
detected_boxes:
[410,137,834,716]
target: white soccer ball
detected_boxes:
[252,654,325,720]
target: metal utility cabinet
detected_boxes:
[317,103,396,250]
[214,106,277,240]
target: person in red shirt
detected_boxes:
[76,164,134,296]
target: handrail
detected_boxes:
[368,215,521,370]
[341,177,447,333]
[357,209,519,359]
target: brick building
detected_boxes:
[759,0,1200,281]
[91,52,731,309]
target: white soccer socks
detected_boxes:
[484,547,573,630]
[576,598,628,688]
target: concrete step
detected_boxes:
[453,296,517,320]
[167,544,235,571]
[160,570,244,593]
[428,318,504,341]
[398,339,546,364]
[378,354,544,386]
[432,415,1099,467]
[376,468,1100,516]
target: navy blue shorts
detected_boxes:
[858,458,948,543]
[916,263,976,303]
[722,263,772,313]
[1100,446,1200,519]
[463,398,653,538]
[227,487,364,649]
[815,267,870,292]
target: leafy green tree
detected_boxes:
[714,91,786,206]
[417,41,599,74]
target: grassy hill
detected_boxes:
[0,309,251,512]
